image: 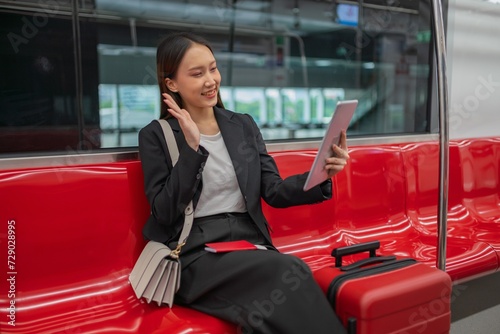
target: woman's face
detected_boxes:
[165,43,221,113]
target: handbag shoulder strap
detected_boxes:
[157,119,179,165]
[156,119,194,256]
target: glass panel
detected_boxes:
[0,0,434,155]
[0,11,82,154]
[98,84,159,147]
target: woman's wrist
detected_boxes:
[319,179,332,199]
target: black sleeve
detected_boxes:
[244,114,331,207]
[138,122,208,227]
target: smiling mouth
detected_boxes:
[201,89,217,97]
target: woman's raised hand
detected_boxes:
[163,93,200,151]
[324,130,350,178]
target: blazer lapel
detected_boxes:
[167,117,181,135]
[214,107,249,195]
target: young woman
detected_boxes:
[138,32,349,334]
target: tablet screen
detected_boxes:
[303,100,358,191]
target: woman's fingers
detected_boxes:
[325,156,348,170]
[163,94,184,117]
[162,93,191,122]
[331,145,350,160]
[324,156,348,177]
[324,131,349,177]
[338,130,348,151]
[162,93,200,151]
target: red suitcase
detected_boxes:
[314,241,452,334]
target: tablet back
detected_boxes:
[303,100,358,191]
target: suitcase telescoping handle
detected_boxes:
[331,240,395,269]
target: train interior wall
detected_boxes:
[448,1,500,328]
[450,271,500,333]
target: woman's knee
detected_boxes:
[257,253,313,290]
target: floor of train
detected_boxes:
[450,271,500,333]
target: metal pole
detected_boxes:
[287,32,308,88]
[227,0,237,86]
[430,0,449,271]
[72,0,85,150]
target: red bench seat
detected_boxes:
[266,142,499,281]
[1,137,499,333]
[400,140,500,280]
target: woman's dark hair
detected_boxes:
[156,32,225,119]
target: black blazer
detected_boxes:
[138,106,331,247]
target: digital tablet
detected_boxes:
[303,100,358,191]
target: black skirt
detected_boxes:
[175,212,346,334]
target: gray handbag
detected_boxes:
[129,119,194,307]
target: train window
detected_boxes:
[0,0,434,155]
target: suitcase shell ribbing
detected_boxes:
[314,242,452,334]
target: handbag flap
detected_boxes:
[143,258,170,303]
[162,261,180,307]
[129,241,172,297]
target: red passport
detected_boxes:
[204,240,267,253]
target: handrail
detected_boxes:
[430,0,450,271]
[0,134,438,170]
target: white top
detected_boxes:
[194,132,247,218]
